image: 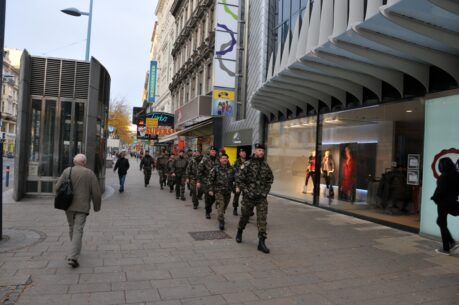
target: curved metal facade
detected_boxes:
[251,0,459,119]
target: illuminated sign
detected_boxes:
[148,60,157,103]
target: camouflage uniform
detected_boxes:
[167,158,175,192]
[185,155,203,208]
[172,156,188,199]
[197,154,219,216]
[232,157,246,209]
[156,154,169,189]
[139,154,154,186]
[237,157,274,238]
[208,164,235,223]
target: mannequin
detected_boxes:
[321,150,335,198]
[303,151,316,194]
[340,146,357,202]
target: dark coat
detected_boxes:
[432,170,459,206]
[114,157,130,175]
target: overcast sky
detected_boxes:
[5,0,158,109]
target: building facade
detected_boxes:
[2,49,21,153]
[152,0,176,113]
[248,0,459,238]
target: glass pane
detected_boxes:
[291,12,299,33]
[292,0,301,13]
[26,181,38,192]
[59,102,72,174]
[41,181,54,193]
[278,0,283,25]
[268,117,317,201]
[75,102,85,156]
[41,100,56,176]
[30,99,41,162]
[283,0,290,21]
[281,22,289,52]
[301,0,308,9]
[319,100,425,230]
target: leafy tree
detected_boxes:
[108,99,132,144]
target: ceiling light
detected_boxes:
[406,110,413,113]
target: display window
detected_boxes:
[268,99,425,230]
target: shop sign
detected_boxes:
[212,88,235,117]
[148,60,158,103]
[137,112,175,139]
[431,148,459,179]
[146,118,159,128]
[132,107,145,124]
[223,129,252,146]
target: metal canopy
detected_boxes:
[251,0,459,120]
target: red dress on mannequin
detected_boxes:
[341,157,357,195]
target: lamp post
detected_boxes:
[61,0,94,61]
[0,0,6,241]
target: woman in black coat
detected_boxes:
[431,157,459,255]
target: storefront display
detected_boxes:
[268,99,425,230]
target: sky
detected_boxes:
[5,0,158,109]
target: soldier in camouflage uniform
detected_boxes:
[208,154,236,230]
[197,146,219,219]
[156,151,169,190]
[231,149,247,216]
[139,151,155,187]
[235,143,274,254]
[171,150,189,200]
[185,151,203,209]
[166,155,175,193]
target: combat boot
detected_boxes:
[257,238,270,254]
[235,229,243,243]
[219,219,225,231]
[233,208,238,216]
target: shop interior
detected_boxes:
[268,99,425,230]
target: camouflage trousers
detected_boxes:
[232,191,241,208]
[189,179,201,207]
[175,175,186,198]
[202,186,216,215]
[215,192,231,221]
[238,196,268,239]
[158,170,167,187]
[167,174,175,191]
[143,169,152,185]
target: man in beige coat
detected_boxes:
[56,154,101,268]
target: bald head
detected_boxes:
[73,154,87,166]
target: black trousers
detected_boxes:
[437,201,459,251]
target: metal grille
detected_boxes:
[189,230,231,241]
[44,58,61,97]
[75,62,90,99]
[30,57,46,96]
[60,60,77,98]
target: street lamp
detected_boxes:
[61,0,94,61]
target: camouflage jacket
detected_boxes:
[236,157,274,199]
[209,164,235,194]
[156,156,169,171]
[233,158,247,174]
[197,155,219,187]
[172,156,189,176]
[140,155,154,171]
[185,156,202,181]
[166,160,174,174]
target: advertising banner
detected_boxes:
[211,88,235,117]
[420,94,459,239]
[132,107,145,124]
[148,60,158,103]
[136,112,175,139]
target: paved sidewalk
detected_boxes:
[1,166,458,305]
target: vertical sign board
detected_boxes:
[212,0,239,117]
[148,60,158,103]
[420,95,459,239]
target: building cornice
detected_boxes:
[170,0,185,16]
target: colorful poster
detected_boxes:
[212,88,235,117]
[148,60,157,103]
[136,112,175,139]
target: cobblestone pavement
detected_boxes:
[1,166,458,305]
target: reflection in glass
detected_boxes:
[30,99,41,163]
[41,100,56,176]
[75,102,85,155]
[59,102,72,174]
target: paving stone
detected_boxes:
[158,285,210,300]
[222,291,260,303]
[180,294,228,305]
[68,282,111,294]
[79,272,127,283]
[111,280,152,291]
[126,270,171,281]
[125,288,161,303]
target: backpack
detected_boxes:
[55,167,74,210]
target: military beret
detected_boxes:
[254,143,265,149]
[239,148,245,152]
[209,146,217,151]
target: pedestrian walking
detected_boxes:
[114,151,130,193]
[156,151,169,190]
[231,149,247,216]
[235,143,274,254]
[172,150,189,200]
[197,146,220,219]
[55,154,101,268]
[208,154,236,230]
[167,155,176,193]
[186,151,203,209]
[140,151,155,187]
[431,157,459,255]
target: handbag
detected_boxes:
[54,167,74,210]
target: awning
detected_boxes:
[252,0,459,119]
[158,119,213,143]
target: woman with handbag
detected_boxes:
[55,154,101,268]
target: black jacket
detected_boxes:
[432,171,459,205]
[114,157,130,175]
